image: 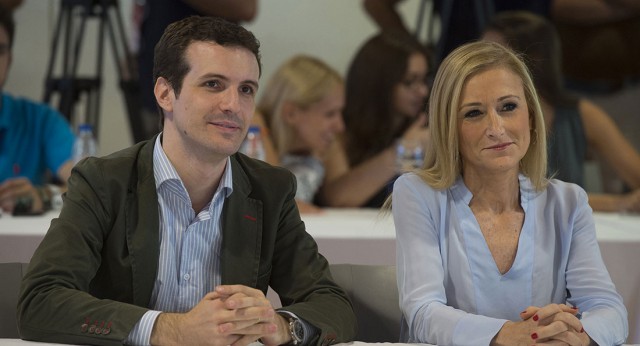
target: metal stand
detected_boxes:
[42,0,141,140]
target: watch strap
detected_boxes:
[277,310,315,346]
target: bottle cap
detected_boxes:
[78,123,93,132]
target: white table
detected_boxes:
[1,209,639,343]
[0,340,69,345]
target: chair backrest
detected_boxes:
[329,264,401,342]
[0,262,29,338]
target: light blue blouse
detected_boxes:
[393,173,628,346]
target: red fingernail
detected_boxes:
[531,332,538,340]
[580,327,584,333]
[532,314,539,321]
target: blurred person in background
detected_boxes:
[393,40,627,346]
[483,11,640,213]
[317,33,430,208]
[0,6,74,215]
[258,55,344,214]
[363,0,553,66]
[552,0,640,93]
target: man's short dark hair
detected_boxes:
[0,5,16,48]
[153,16,261,98]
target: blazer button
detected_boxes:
[95,321,105,334]
[80,324,88,333]
[102,328,111,335]
[88,325,96,334]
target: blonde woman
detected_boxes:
[393,41,627,345]
[258,55,345,213]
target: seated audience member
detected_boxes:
[258,55,344,214]
[17,16,356,345]
[136,0,258,141]
[362,0,555,66]
[551,0,640,93]
[483,11,640,213]
[392,41,627,346]
[0,8,74,214]
[317,33,430,208]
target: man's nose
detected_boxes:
[219,88,241,114]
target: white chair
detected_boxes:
[0,262,29,338]
[329,264,401,342]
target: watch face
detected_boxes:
[292,319,304,342]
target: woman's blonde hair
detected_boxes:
[257,55,342,156]
[419,41,548,191]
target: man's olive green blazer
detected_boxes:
[17,137,356,346]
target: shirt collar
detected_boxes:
[152,134,234,199]
[452,173,536,206]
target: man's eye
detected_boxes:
[240,85,255,95]
[204,81,220,88]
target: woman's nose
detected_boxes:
[486,110,505,137]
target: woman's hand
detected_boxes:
[616,189,640,213]
[401,113,430,149]
[521,304,593,345]
[491,319,538,346]
[296,199,324,214]
[492,304,591,345]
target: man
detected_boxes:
[136,0,258,141]
[18,16,356,345]
[0,7,74,214]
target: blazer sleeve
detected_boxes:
[17,156,149,346]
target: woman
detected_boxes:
[258,55,344,213]
[393,41,627,345]
[482,11,640,212]
[317,33,430,208]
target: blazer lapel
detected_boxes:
[220,156,263,287]
[126,138,160,307]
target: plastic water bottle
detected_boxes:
[239,125,265,161]
[73,123,98,164]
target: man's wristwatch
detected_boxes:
[287,317,304,345]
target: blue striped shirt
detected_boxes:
[126,135,233,345]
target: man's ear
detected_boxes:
[154,77,174,114]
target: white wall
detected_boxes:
[6,0,421,156]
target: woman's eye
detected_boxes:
[464,109,482,118]
[502,102,517,112]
